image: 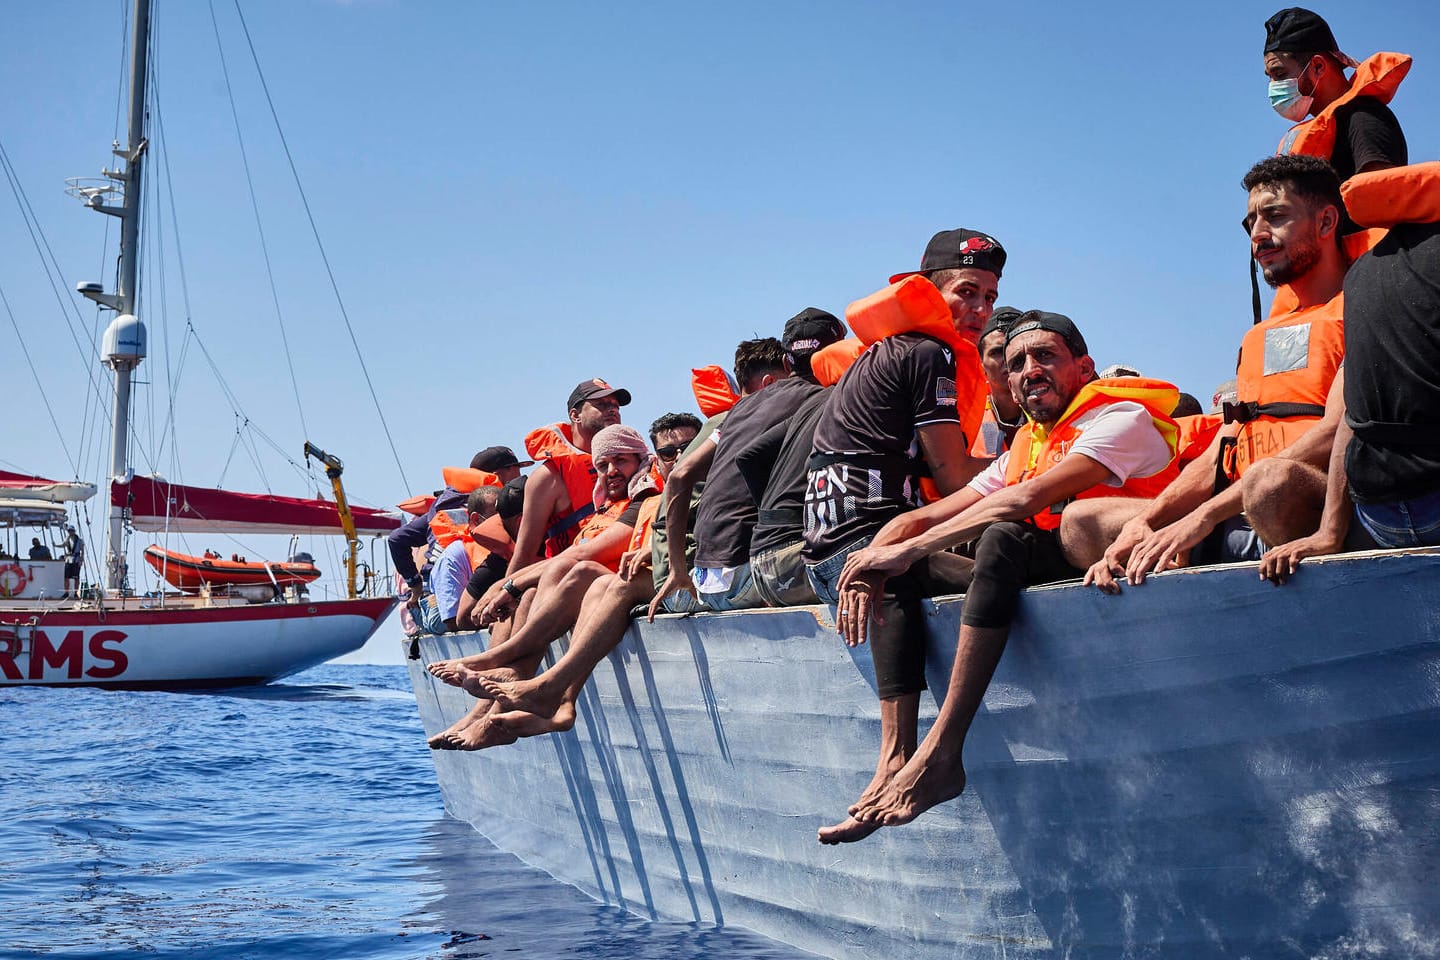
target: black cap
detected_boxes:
[1004,310,1089,359]
[1263,8,1356,65]
[890,228,1006,284]
[471,446,534,471]
[567,378,633,411]
[497,475,527,519]
[979,305,1024,344]
[781,307,847,355]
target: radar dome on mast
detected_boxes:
[101,313,146,364]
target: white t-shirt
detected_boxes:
[967,400,1172,497]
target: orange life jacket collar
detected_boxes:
[1004,377,1180,530]
[1278,52,1411,159]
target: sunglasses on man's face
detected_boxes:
[655,444,684,462]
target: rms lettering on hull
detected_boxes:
[0,629,128,681]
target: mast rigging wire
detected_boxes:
[0,280,79,476]
[229,0,412,493]
[206,0,310,444]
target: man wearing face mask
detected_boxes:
[1263,7,1409,183]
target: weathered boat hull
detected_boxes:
[407,548,1440,959]
[0,596,394,688]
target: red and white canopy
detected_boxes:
[113,474,402,537]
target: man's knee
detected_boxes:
[973,521,1033,572]
[561,559,609,588]
[1058,497,1150,562]
[1242,457,1323,517]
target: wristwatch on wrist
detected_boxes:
[502,579,523,601]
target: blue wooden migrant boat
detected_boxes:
[405,546,1440,959]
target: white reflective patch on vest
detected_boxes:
[1263,322,1311,376]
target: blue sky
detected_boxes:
[3,1,1437,660]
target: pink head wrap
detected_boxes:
[590,424,657,510]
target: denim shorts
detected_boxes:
[804,536,874,607]
[1354,489,1440,548]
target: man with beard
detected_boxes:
[1071,155,1350,588]
[825,312,1178,840]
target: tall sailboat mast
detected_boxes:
[78,0,151,594]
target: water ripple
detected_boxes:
[0,664,812,959]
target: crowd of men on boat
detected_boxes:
[392,7,1438,844]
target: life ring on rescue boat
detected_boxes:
[0,564,27,598]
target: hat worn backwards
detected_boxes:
[1004,310,1089,359]
[890,228,1007,284]
[1264,7,1357,66]
[782,307,847,355]
[979,305,1024,344]
[471,445,534,471]
[567,378,633,411]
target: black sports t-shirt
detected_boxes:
[803,333,960,562]
[738,386,828,556]
[1342,220,1440,503]
[694,377,823,569]
[1331,97,1407,183]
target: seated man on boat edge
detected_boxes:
[1071,155,1355,590]
[427,418,699,750]
[825,311,1179,842]
[465,414,707,746]
[1260,164,1440,576]
[416,486,501,635]
[388,446,529,610]
[650,313,846,616]
[801,228,1002,845]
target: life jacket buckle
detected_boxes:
[1223,400,1260,424]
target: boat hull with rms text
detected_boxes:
[1,596,393,689]
[407,547,1440,960]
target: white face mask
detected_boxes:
[1268,77,1313,121]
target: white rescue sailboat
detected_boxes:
[0,0,397,688]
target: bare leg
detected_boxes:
[847,624,1009,833]
[483,573,651,716]
[1057,496,1152,569]
[818,693,919,844]
[448,560,609,675]
[1242,457,1327,546]
[425,615,519,684]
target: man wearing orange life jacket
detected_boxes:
[508,378,629,579]
[1075,155,1351,592]
[424,422,690,750]
[1264,8,1408,185]
[417,487,501,635]
[823,312,1178,842]
[1260,163,1440,579]
[801,229,1002,845]
[470,414,707,745]
[1256,8,1409,322]
[388,445,529,607]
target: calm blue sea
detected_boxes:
[0,665,813,959]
